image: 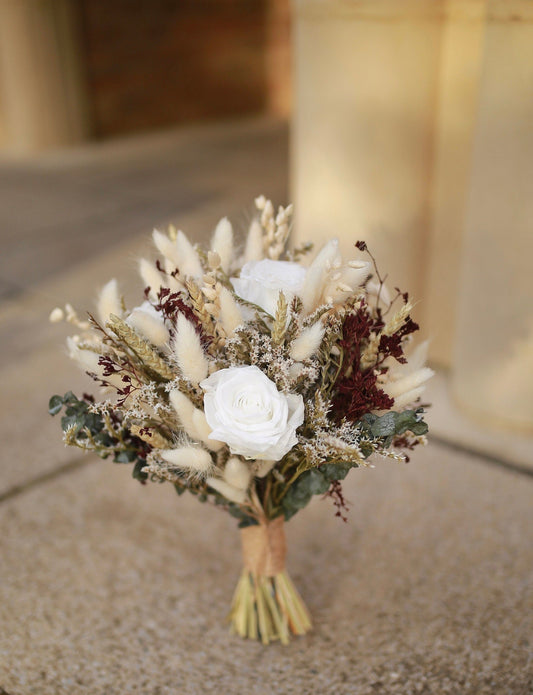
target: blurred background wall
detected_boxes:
[0,0,531,434]
[0,0,291,151]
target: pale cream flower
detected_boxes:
[97,279,122,325]
[381,341,434,409]
[231,259,306,316]
[289,321,325,361]
[201,365,304,461]
[172,313,209,383]
[160,446,213,475]
[126,302,169,348]
[223,457,252,490]
[211,217,233,274]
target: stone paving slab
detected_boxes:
[1,443,532,695]
[0,117,288,297]
[425,371,533,472]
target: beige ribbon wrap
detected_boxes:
[240,516,286,577]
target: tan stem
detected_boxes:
[240,516,286,577]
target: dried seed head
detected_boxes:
[161,446,213,475]
[208,250,221,270]
[49,307,64,323]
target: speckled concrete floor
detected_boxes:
[1,445,532,695]
[1,119,532,695]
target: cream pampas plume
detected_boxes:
[66,338,124,390]
[192,408,224,451]
[366,280,392,309]
[211,217,233,273]
[169,388,223,451]
[153,229,179,267]
[244,219,263,263]
[138,258,165,301]
[290,321,325,361]
[382,342,434,409]
[67,337,101,374]
[160,446,213,475]
[219,286,244,335]
[224,457,252,490]
[206,477,247,505]
[153,229,203,279]
[169,388,195,433]
[174,230,203,278]
[382,367,434,410]
[97,279,122,325]
[301,239,340,313]
[405,340,430,373]
[142,252,182,294]
[126,307,170,348]
[325,262,372,304]
[172,313,209,382]
[253,459,276,478]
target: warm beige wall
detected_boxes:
[291,0,443,303]
[424,0,487,366]
[451,0,533,432]
[291,0,497,368]
[0,0,89,154]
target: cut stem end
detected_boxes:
[228,568,312,645]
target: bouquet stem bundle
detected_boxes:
[229,517,312,644]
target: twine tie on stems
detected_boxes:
[230,516,312,645]
[241,516,286,577]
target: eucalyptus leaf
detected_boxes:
[48,395,64,416]
[359,408,428,440]
[132,459,148,482]
[114,450,136,463]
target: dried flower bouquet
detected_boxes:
[49,197,432,644]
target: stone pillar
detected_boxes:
[424,0,487,366]
[451,0,533,432]
[291,0,442,301]
[0,0,90,154]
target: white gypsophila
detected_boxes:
[230,259,307,316]
[200,365,304,461]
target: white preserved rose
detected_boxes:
[230,259,307,316]
[200,365,304,461]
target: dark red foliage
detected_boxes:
[129,433,152,459]
[152,287,211,348]
[324,480,350,522]
[338,304,373,363]
[332,298,419,422]
[98,355,121,377]
[91,355,139,406]
[378,316,419,364]
[391,433,423,463]
[395,287,409,303]
[334,369,394,422]
[332,303,394,421]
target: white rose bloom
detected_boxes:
[201,365,304,461]
[230,259,307,316]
